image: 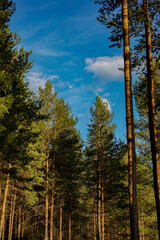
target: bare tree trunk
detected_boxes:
[45,157,49,240]
[8,189,16,240]
[94,199,97,240]
[101,185,105,240]
[143,0,160,238]
[50,148,56,240]
[18,206,21,240]
[0,162,11,239]
[97,165,101,240]
[122,1,139,239]
[50,194,54,240]
[2,221,5,240]
[68,208,71,240]
[60,206,62,240]
[22,211,24,239]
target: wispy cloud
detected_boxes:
[85,56,124,80]
[26,72,59,92]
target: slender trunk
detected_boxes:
[106,213,110,240]
[122,1,139,239]
[2,221,4,240]
[50,194,54,240]
[69,204,71,240]
[143,0,160,237]
[101,185,104,240]
[8,189,16,240]
[60,206,62,240]
[45,157,49,240]
[0,162,11,239]
[18,206,21,240]
[94,199,97,240]
[97,129,102,240]
[97,164,101,240]
[22,211,24,239]
[68,208,72,240]
[50,147,56,240]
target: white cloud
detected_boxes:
[26,72,59,92]
[85,56,124,80]
[100,96,111,113]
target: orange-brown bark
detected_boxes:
[122,0,139,239]
[143,0,160,237]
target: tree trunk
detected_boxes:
[97,163,101,240]
[94,199,97,240]
[22,211,24,239]
[60,206,62,240]
[8,189,16,240]
[2,221,5,240]
[122,0,139,239]
[101,185,105,240]
[0,162,11,239]
[97,128,102,240]
[50,147,56,240]
[106,204,110,240]
[45,157,49,240]
[18,206,21,240]
[69,204,71,240]
[50,194,54,240]
[143,0,160,238]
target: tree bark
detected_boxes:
[122,0,139,239]
[0,162,11,239]
[18,206,21,240]
[94,199,97,240]
[101,184,105,240]
[8,189,16,240]
[50,194,54,240]
[45,157,49,240]
[60,206,62,240]
[143,0,160,238]
[22,211,24,239]
[68,205,71,240]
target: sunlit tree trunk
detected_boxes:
[101,184,105,240]
[18,206,21,240]
[50,132,56,240]
[97,129,102,240]
[45,157,49,240]
[0,162,11,239]
[50,193,54,240]
[94,199,97,240]
[97,161,101,240]
[60,206,62,240]
[68,204,71,240]
[8,188,16,240]
[22,211,24,239]
[122,0,139,239]
[143,0,160,237]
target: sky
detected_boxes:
[10,0,127,141]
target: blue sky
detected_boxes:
[10,0,127,141]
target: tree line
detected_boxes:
[0,0,159,240]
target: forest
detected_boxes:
[0,0,159,239]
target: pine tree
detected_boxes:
[86,95,127,239]
[0,1,41,238]
[92,1,139,238]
